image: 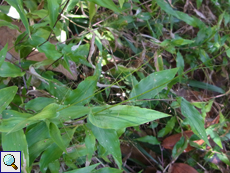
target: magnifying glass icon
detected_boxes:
[3,154,18,170]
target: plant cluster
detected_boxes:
[0,0,229,172]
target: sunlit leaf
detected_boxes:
[89,105,170,129]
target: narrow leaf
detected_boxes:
[49,122,67,152]
[87,0,122,13]
[6,0,30,35]
[0,43,8,67]
[65,163,100,173]
[47,0,60,28]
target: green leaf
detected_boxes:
[40,127,76,171]
[206,127,223,149]
[0,61,25,77]
[87,122,122,169]
[65,163,100,173]
[92,167,123,173]
[8,103,60,133]
[84,126,96,161]
[0,12,12,22]
[188,80,224,94]
[118,0,125,8]
[181,98,210,146]
[0,20,20,31]
[57,105,90,120]
[130,68,178,101]
[6,0,30,35]
[171,37,194,46]
[216,153,230,166]
[47,0,60,28]
[89,105,170,129]
[135,136,160,145]
[29,138,53,165]
[25,97,56,112]
[0,86,17,114]
[156,0,204,28]
[176,51,184,81]
[64,75,98,105]
[158,116,176,137]
[87,0,122,13]
[199,49,212,68]
[196,0,202,8]
[2,129,30,172]
[48,160,60,173]
[172,136,188,159]
[48,122,67,152]
[26,121,50,147]
[88,2,97,23]
[29,36,62,60]
[0,43,8,67]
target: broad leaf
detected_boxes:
[64,75,98,105]
[181,98,210,146]
[2,130,30,172]
[89,105,170,129]
[0,61,25,77]
[129,68,178,101]
[0,86,17,114]
[87,122,122,169]
[48,122,67,152]
[39,127,76,172]
[25,97,56,112]
[8,103,60,133]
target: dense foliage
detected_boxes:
[0,0,229,172]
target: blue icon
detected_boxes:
[3,154,18,170]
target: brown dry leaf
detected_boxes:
[169,163,198,173]
[162,131,205,152]
[205,114,220,128]
[162,131,193,150]
[0,21,78,80]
